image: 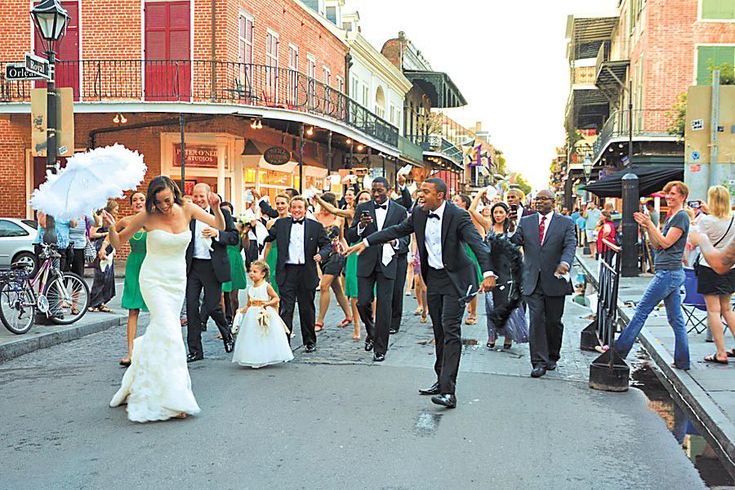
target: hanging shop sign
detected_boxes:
[263,146,291,165]
[173,144,218,168]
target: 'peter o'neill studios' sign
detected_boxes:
[173,144,218,168]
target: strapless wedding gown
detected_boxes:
[110,230,200,422]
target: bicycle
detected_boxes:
[0,243,90,334]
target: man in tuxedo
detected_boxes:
[265,196,332,352]
[346,177,408,362]
[185,183,239,362]
[511,189,576,378]
[347,178,496,408]
[389,173,413,335]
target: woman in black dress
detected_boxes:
[88,200,119,312]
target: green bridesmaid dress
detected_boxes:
[463,243,483,284]
[266,241,279,295]
[223,245,248,292]
[121,231,148,311]
[344,243,359,299]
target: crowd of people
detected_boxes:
[42,166,735,424]
[96,170,589,422]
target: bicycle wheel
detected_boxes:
[0,278,36,334]
[46,272,90,325]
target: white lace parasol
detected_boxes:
[30,144,147,219]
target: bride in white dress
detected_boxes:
[106,176,227,422]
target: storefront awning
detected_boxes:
[581,164,684,198]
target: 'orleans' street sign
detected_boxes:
[5,63,46,81]
[24,53,52,80]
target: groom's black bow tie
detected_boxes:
[375,203,387,210]
[292,218,305,225]
[427,213,440,220]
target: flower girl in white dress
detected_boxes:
[232,260,293,368]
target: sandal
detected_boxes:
[87,306,100,312]
[314,322,324,332]
[119,358,131,367]
[71,308,80,315]
[503,342,512,350]
[420,312,428,323]
[338,318,352,328]
[727,349,735,358]
[465,316,477,325]
[97,304,113,313]
[486,341,495,349]
[704,354,728,365]
[414,307,422,316]
[594,345,610,354]
[352,334,361,341]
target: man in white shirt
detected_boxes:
[185,184,240,362]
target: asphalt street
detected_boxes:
[0,271,706,489]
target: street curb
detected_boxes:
[576,253,735,472]
[0,315,125,364]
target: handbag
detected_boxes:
[694,216,734,275]
[83,238,96,264]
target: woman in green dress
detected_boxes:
[119,192,148,367]
[314,189,370,340]
[221,202,248,324]
[261,194,291,295]
[453,194,486,325]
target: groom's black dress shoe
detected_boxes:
[187,353,203,363]
[547,362,557,371]
[531,366,547,378]
[431,394,457,409]
[418,382,441,396]
[224,337,234,353]
[364,339,374,352]
[304,343,316,353]
[373,353,385,362]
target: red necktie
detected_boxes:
[539,216,546,244]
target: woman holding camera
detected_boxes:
[690,186,735,364]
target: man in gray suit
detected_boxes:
[511,189,576,378]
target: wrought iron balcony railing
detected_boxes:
[0,59,399,148]
[592,109,674,162]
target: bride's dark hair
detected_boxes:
[146,176,183,214]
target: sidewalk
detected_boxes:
[0,278,128,363]
[576,250,735,471]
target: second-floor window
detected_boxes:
[696,45,735,84]
[307,55,317,107]
[288,44,299,104]
[265,30,280,102]
[323,66,331,87]
[238,13,253,65]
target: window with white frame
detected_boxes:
[336,76,344,93]
[265,30,280,102]
[307,55,317,107]
[323,66,331,87]
[700,0,735,20]
[288,44,299,104]
[238,12,254,87]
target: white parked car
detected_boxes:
[0,218,38,273]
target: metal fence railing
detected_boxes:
[591,109,673,162]
[581,239,630,392]
[0,59,399,148]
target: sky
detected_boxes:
[345,0,618,190]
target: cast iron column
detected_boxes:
[621,173,639,277]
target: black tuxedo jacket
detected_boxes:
[366,202,492,296]
[265,217,332,289]
[347,200,408,279]
[185,207,239,283]
[511,212,576,296]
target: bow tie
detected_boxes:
[375,203,387,210]
[292,218,305,225]
[427,213,440,220]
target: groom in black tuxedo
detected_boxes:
[347,178,496,408]
[185,183,239,362]
[346,177,408,362]
[265,196,332,352]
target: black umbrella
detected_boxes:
[581,165,683,198]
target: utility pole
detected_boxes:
[709,70,721,187]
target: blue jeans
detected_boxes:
[614,269,690,369]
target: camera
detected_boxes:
[687,200,701,209]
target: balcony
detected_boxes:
[591,109,676,163]
[403,134,463,169]
[0,59,399,148]
[398,135,423,165]
[594,42,629,104]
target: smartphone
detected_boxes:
[510,204,518,212]
[361,210,371,218]
[687,200,701,209]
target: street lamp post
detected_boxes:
[582,156,593,255]
[31,0,69,245]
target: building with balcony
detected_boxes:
[381,32,469,192]
[563,0,735,206]
[0,0,401,218]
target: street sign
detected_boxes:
[4,63,46,81]
[24,53,51,80]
